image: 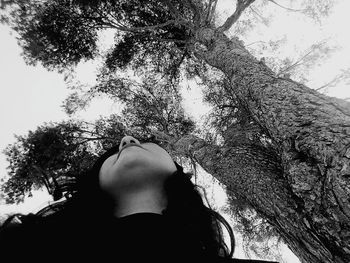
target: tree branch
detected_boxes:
[150,35,188,44]
[109,80,166,124]
[72,137,115,146]
[81,8,182,33]
[32,165,52,194]
[249,6,269,25]
[245,40,268,47]
[161,0,193,30]
[183,0,203,26]
[207,0,219,25]
[316,69,350,91]
[267,0,304,12]
[277,40,327,76]
[217,0,256,32]
[204,0,214,20]
[112,19,181,33]
[316,79,337,91]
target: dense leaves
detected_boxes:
[3,0,194,78]
[1,117,127,203]
[2,99,195,204]
[2,1,349,262]
[92,72,196,139]
[9,0,99,71]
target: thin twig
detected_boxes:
[151,35,188,44]
[249,6,268,25]
[116,19,181,33]
[207,0,218,24]
[245,40,267,47]
[183,0,202,26]
[217,0,256,32]
[316,79,336,91]
[267,0,304,12]
[277,42,326,76]
[205,0,214,23]
[161,0,190,25]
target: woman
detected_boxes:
[0,135,278,263]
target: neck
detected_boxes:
[114,188,168,218]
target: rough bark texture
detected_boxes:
[186,27,350,263]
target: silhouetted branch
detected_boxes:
[267,0,304,12]
[218,0,256,32]
[205,0,219,24]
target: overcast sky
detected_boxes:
[1,1,350,262]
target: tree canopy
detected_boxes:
[1,1,350,262]
[2,70,197,204]
[2,117,117,203]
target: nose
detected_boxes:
[119,136,140,151]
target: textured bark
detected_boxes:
[186,27,350,263]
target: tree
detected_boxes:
[2,117,126,203]
[2,89,196,204]
[75,72,196,137]
[2,0,350,262]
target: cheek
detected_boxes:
[160,153,177,173]
[151,157,177,179]
[98,150,177,194]
[165,158,177,174]
[99,156,119,191]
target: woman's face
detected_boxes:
[99,136,177,197]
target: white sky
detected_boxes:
[1,1,350,262]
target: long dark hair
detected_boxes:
[0,143,235,259]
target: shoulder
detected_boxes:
[197,255,279,263]
[0,216,39,259]
[215,257,279,263]
[0,213,88,262]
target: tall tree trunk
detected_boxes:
[190,27,350,263]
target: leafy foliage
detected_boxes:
[62,91,92,116]
[2,0,341,81]
[92,72,196,138]
[1,117,127,203]
[1,1,347,261]
[2,101,195,204]
[7,0,99,71]
[300,0,335,23]
[3,0,194,78]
